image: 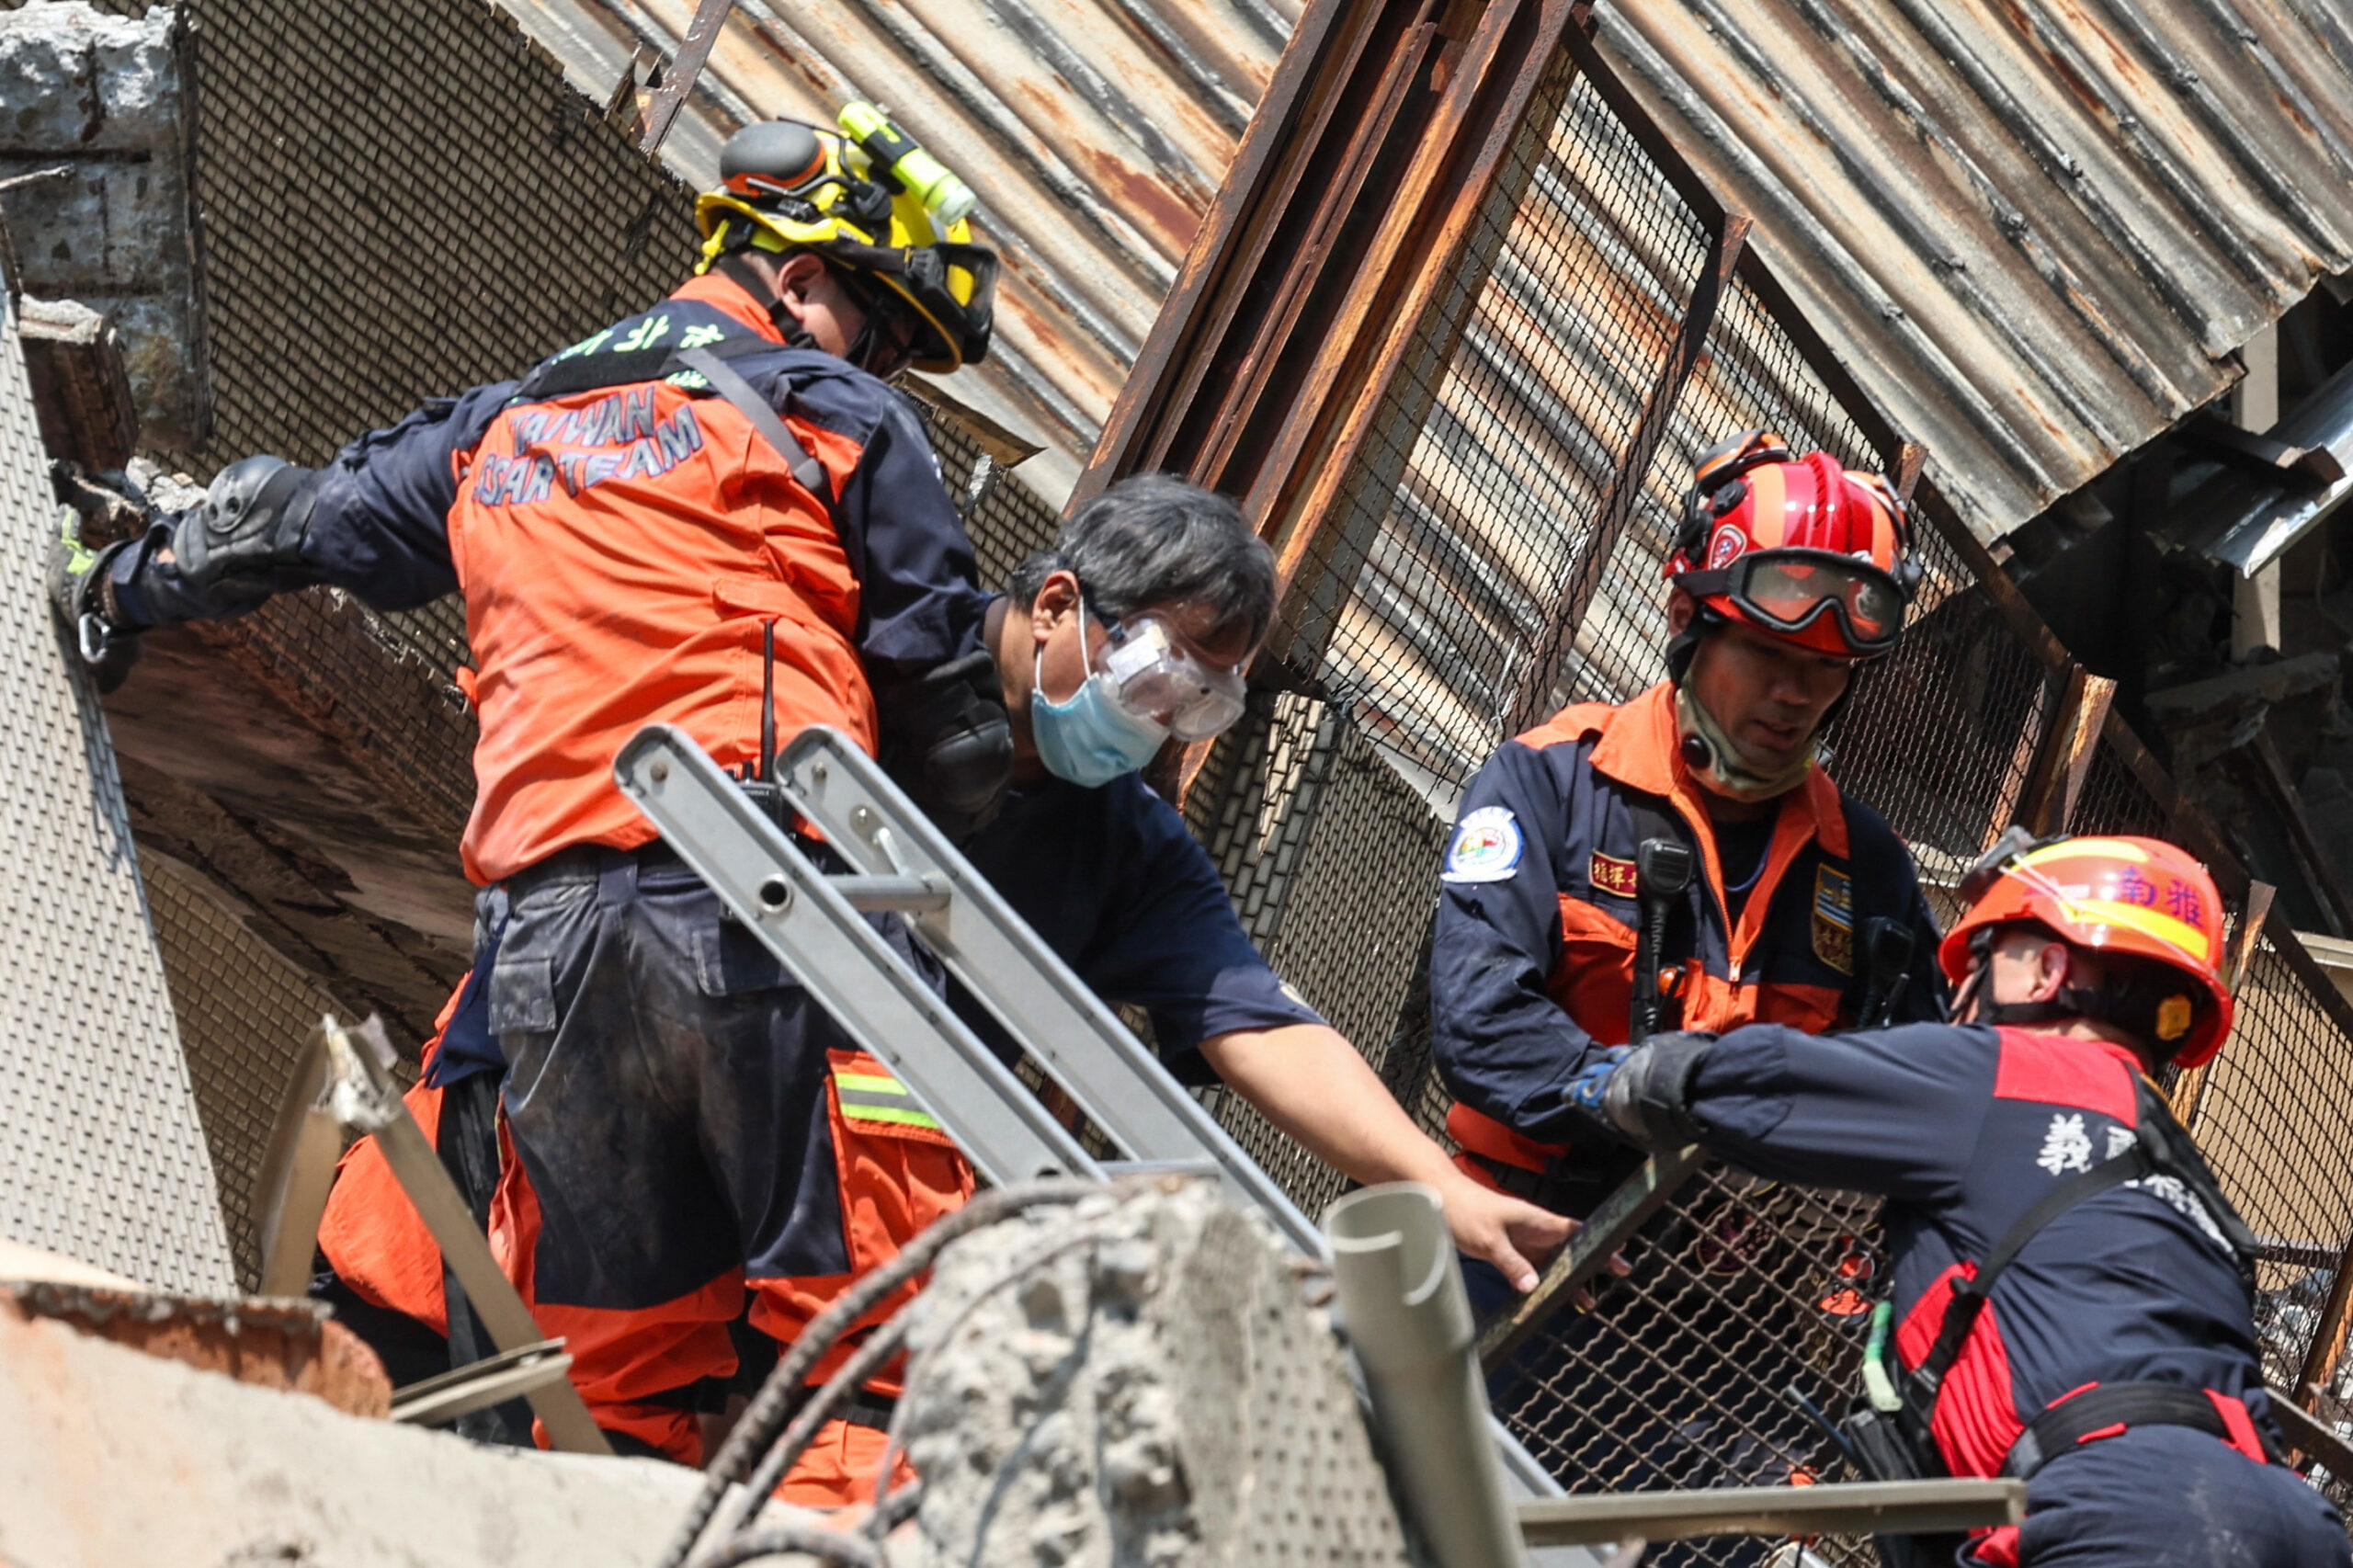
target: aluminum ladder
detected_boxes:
[611,722,1582,1523]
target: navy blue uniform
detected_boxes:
[956,770,1324,1068]
[1429,682,1944,1204]
[1684,1018,2347,1566]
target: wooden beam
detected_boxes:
[2015,666,2115,835]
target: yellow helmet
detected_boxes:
[695,108,997,373]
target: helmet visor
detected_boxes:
[1725,550,1906,653]
[1095,612,1248,742]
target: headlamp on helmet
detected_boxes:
[694,106,998,373]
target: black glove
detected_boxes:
[48,465,152,694]
[876,650,1014,845]
[1594,1029,1717,1150]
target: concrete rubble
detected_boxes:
[0,0,210,449]
[897,1180,1417,1568]
[0,1273,829,1568]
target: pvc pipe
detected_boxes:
[1325,1182,1529,1568]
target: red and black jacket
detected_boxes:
[1429,680,1944,1192]
[1680,1018,2284,1564]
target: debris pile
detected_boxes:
[898,1180,1415,1568]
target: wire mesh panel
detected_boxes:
[141,851,342,1292]
[1274,57,1703,801]
[1176,20,2353,1554]
[0,292,235,1294]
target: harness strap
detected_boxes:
[1910,1146,2152,1402]
[509,331,832,498]
[1999,1382,2272,1481]
[675,346,830,497]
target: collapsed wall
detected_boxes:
[898,1181,1417,1568]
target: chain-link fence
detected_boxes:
[1169,22,2353,1558]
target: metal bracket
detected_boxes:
[390,1338,575,1427]
[1516,1478,2025,1548]
[613,724,1099,1187]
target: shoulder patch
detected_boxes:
[1589,851,1638,899]
[1442,806,1524,884]
[1813,864,1854,975]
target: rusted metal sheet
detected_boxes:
[496,0,1297,505]
[1591,0,2353,542]
[514,0,2353,542]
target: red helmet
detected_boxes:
[1938,833,2235,1068]
[1665,430,1919,658]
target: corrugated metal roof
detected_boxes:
[495,0,2353,542]
[494,0,1297,505]
[1592,0,2353,541]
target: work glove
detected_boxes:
[47,463,153,694]
[1562,1031,1718,1151]
[1561,1047,1631,1121]
[875,650,1014,845]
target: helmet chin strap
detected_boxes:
[1964,925,2200,1061]
[1675,678,1817,801]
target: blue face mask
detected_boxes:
[1030,625,1170,788]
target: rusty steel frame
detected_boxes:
[1476,1144,1705,1370]
[1079,0,1586,573]
[639,0,736,157]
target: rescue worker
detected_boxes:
[1430,430,1947,1239]
[52,112,1012,1468]
[964,473,1574,1297]
[1564,833,2350,1567]
[310,473,1582,1502]
[1427,432,1947,1517]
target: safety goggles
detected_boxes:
[1677,548,1909,654]
[1090,608,1249,742]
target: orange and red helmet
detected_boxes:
[1665,430,1920,659]
[1939,832,2235,1068]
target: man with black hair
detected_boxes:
[1429,432,1947,1243]
[1566,834,2347,1567]
[961,474,1574,1301]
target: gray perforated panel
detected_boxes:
[0,293,233,1293]
[141,851,342,1291]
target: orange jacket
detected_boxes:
[1428,680,1944,1184]
[150,271,983,885]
